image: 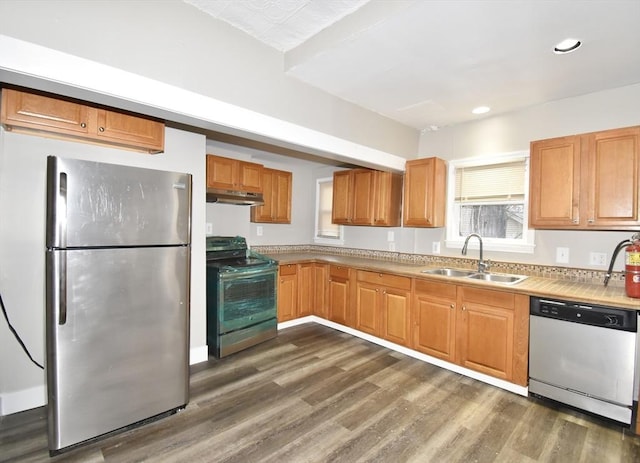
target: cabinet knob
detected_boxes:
[588,218,595,223]
[450,304,455,309]
[80,122,86,128]
[462,305,467,311]
[98,126,105,132]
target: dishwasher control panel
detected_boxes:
[531,297,637,332]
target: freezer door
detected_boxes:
[46,246,190,452]
[47,156,191,248]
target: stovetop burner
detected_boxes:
[206,236,276,271]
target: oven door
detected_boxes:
[214,266,277,334]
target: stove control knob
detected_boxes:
[605,315,619,326]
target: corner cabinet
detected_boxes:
[529,126,640,229]
[332,168,402,226]
[1,88,164,153]
[251,168,292,223]
[403,157,447,227]
[206,155,263,193]
[413,280,529,386]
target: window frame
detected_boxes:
[314,176,344,245]
[445,151,535,254]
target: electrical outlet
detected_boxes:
[205,222,213,235]
[387,231,395,242]
[556,247,569,264]
[256,226,263,237]
[589,252,607,266]
[432,241,441,254]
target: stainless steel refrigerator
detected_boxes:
[45,156,192,454]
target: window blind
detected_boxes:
[317,180,340,238]
[455,159,526,202]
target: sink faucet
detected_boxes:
[462,233,490,273]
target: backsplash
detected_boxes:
[252,244,625,288]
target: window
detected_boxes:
[314,177,344,245]
[446,152,535,253]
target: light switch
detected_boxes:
[205,222,213,235]
[256,226,263,236]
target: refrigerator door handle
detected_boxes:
[59,172,68,249]
[58,251,67,325]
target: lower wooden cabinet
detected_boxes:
[277,262,328,321]
[413,279,457,363]
[355,271,412,346]
[276,261,529,387]
[328,265,352,326]
[277,264,297,322]
[413,280,529,386]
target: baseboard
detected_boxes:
[189,345,208,365]
[280,316,529,397]
[0,385,46,416]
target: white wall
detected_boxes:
[417,84,640,270]
[0,0,418,159]
[0,127,207,415]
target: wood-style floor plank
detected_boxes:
[1,323,639,462]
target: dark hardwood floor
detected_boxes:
[2,323,639,462]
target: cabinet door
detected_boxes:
[297,263,315,317]
[206,155,237,190]
[373,171,403,226]
[273,170,292,223]
[457,287,515,381]
[529,136,581,228]
[355,280,380,335]
[277,265,297,322]
[381,288,411,346]
[251,168,275,222]
[586,126,640,228]
[413,280,457,362]
[351,169,375,225]
[332,170,353,224]
[238,161,263,193]
[95,109,164,153]
[314,263,328,319]
[328,265,351,325]
[403,157,447,227]
[1,88,91,136]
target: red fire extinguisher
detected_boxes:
[625,237,640,298]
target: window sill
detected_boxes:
[445,239,535,254]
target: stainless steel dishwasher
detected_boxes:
[529,297,638,424]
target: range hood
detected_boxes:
[206,188,264,206]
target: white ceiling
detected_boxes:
[184,0,640,131]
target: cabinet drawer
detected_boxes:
[414,279,457,299]
[330,265,351,279]
[460,285,514,309]
[279,264,297,276]
[357,270,411,290]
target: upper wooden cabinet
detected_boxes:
[251,168,292,223]
[332,168,402,226]
[1,88,164,153]
[403,157,447,227]
[206,155,263,193]
[529,126,640,229]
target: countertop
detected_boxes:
[267,252,640,311]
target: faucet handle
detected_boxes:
[479,259,491,273]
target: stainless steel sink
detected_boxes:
[466,272,528,285]
[420,268,476,277]
[420,267,528,285]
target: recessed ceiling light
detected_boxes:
[554,38,582,54]
[472,106,490,115]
